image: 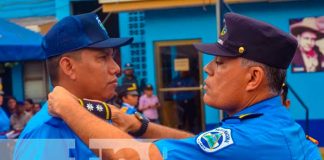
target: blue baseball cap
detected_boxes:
[42,13,133,58]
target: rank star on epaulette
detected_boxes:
[86,103,94,111]
[96,104,103,112]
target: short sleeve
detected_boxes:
[154,137,207,160]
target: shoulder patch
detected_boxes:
[196,127,234,153]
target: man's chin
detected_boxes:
[203,95,214,107]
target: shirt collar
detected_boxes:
[122,103,135,108]
[233,96,282,116]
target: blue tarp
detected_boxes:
[0,18,45,62]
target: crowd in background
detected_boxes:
[0,62,162,140]
[114,62,161,123]
[0,93,42,139]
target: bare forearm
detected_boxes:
[140,122,194,139]
[58,102,164,159]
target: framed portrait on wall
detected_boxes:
[290,16,324,73]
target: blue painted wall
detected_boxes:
[119,7,220,126]
[55,0,71,20]
[119,12,133,80]
[144,7,220,125]
[0,0,55,19]
[0,0,71,100]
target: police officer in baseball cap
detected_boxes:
[121,62,139,91]
[15,13,133,160]
[47,13,321,159]
[116,84,139,115]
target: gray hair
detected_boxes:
[240,58,286,95]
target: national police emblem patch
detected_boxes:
[95,16,108,36]
[196,127,233,153]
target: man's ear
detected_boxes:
[245,66,265,91]
[283,99,291,109]
[59,56,77,80]
[121,95,127,102]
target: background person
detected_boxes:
[23,98,34,114]
[10,101,32,132]
[138,84,160,123]
[0,91,10,139]
[121,63,139,90]
[116,84,139,115]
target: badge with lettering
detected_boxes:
[196,127,233,153]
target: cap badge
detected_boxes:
[220,23,227,36]
[127,83,137,91]
[238,47,245,54]
[96,16,108,36]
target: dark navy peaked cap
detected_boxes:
[43,13,133,58]
[194,13,298,69]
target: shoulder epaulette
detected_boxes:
[79,98,111,120]
[306,135,319,145]
[222,113,263,122]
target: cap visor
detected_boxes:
[128,90,139,96]
[89,37,133,48]
[193,43,237,57]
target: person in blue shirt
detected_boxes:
[46,13,321,160]
[116,84,139,115]
[14,13,133,160]
[0,92,10,139]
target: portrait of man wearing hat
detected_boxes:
[290,17,324,72]
[46,13,321,159]
[14,13,133,160]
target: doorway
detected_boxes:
[155,39,204,134]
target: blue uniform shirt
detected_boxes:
[120,103,137,115]
[14,103,97,160]
[0,107,10,139]
[154,96,321,160]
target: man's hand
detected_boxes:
[48,86,141,133]
[48,86,80,117]
[110,105,141,133]
[111,109,140,133]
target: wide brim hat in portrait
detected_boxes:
[290,17,324,39]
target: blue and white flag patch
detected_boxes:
[196,127,233,153]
